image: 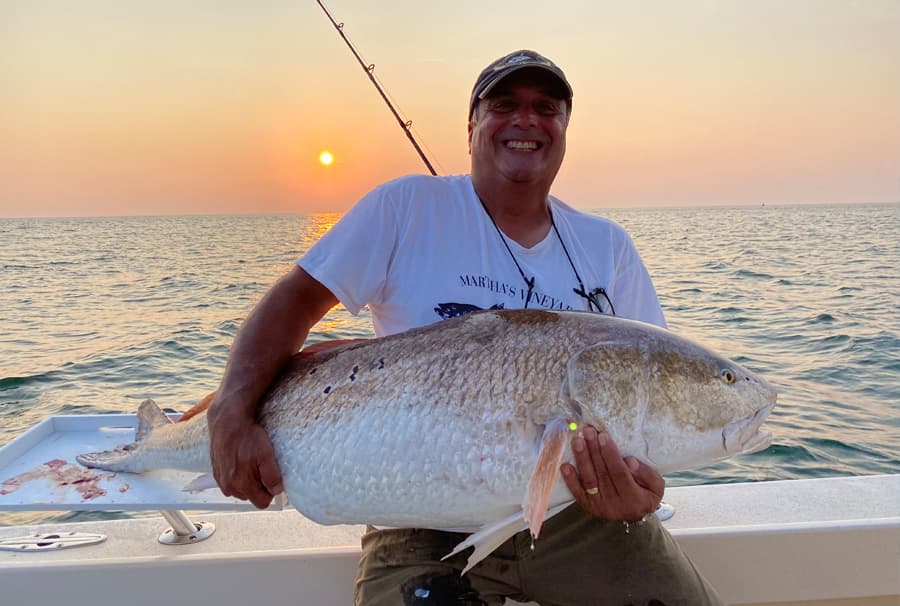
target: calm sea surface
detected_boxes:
[1,204,898,526]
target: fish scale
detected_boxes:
[77,308,777,572]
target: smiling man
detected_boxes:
[207,50,722,605]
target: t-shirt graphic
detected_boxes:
[433,302,505,321]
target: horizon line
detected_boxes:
[2,200,897,221]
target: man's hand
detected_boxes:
[204,267,337,510]
[561,425,664,522]
[208,401,283,510]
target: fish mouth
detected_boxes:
[722,404,774,455]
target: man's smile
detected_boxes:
[504,140,542,151]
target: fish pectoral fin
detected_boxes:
[442,502,573,575]
[135,399,173,442]
[182,473,219,492]
[523,416,570,539]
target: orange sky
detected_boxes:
[1,1,898,218]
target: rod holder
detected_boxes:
[158,509,215,545]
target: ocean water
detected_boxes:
[1,204,898,526]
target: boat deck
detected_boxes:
[1,474,897,606]
[1,415,897,605]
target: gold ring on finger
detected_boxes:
[585,486,600,496]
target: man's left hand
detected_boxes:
[561,425,665,522]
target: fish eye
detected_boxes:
[720,369,736,384]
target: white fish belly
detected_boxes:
[270,403,543,530]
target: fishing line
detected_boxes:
[316,0,437,176]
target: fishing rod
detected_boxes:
[316,0,437,176]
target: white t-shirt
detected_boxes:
[299,174,665,336]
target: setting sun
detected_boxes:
[319,151,334,166]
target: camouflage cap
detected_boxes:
[469,49,573,118]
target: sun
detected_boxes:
[319,151,334,166]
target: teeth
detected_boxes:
[505,141,538,151]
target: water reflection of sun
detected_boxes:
[297,213,342,250]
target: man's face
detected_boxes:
[468,70,570,189]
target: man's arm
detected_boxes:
[207,265,338,509]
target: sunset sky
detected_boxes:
[2,0,898,218]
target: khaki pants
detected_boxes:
[354,505,722,606]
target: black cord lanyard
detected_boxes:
[549,209,616,316]
[478,198,616,315]
[478,197,536,308]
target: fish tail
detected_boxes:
[76,399,173,472]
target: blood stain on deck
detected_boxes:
[0,459,112,500]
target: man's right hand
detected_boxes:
[205,266,338,510]
[208,402,283,509]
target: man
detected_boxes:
[208,50,721,605]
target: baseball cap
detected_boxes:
[469,49,573,119]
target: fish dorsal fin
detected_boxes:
[135,399,173,442]
[522,416,570,539]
